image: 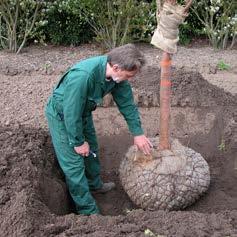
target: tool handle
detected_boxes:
[89,150,97,158]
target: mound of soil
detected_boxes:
[132,68,237,107]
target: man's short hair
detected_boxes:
[107,44,145,71]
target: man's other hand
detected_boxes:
[134,135,153,155]
[74,142,90,157]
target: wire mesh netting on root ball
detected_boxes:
[119,137,210,211]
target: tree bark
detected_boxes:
[159,52,172,150]
[157,0,192,150]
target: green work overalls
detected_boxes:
[45,55,143,215]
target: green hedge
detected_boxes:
[3,0,234,51]
[37,0,205,47]
[41,0,93,45]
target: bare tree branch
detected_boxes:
[184,0,193,13]
[17,2,39,54]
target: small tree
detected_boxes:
[156,0,192,150]
[0,0,45,53]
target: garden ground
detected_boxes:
[0,43,237,236]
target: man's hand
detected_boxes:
[74,141,90,157]
[134,135,153,155]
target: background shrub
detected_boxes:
[0,0,46,53]
[129,1,156,43]
[1,0,235,52]
[41,0,93,46]
[78,0,141,49]
[192,0,237,49]
[41,0,208,48]
[179,10,204,45]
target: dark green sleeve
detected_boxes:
[63,70,89,147]
[111,81,144,136]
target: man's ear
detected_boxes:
[112,64,119,72]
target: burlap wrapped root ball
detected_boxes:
[119,138,210,211]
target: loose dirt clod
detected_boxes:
[120,137,210,210]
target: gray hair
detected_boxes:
[107,44,145,71]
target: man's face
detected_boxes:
[111,65,137,83]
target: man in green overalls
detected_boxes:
[45,44,152,215]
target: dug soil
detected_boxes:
[0,44,237,236]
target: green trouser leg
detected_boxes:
[83,115,103,191]
[45,103,102,215]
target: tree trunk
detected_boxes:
[159,52,172,150]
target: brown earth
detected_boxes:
[0,44,237,237]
